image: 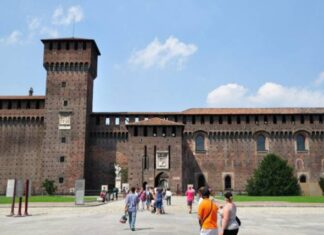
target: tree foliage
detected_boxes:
[319,177,324,195]
[246,154,301,196]
[121,167,128,183]
[42,179,57,195]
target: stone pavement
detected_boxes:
[1,196,324,235]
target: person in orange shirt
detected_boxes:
[198,187,218,235]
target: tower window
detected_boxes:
[227,116,232,124]
[60,156,65,162]
[257,134,266,151]
[74,42,78,50]
[300,115,305,124]
[66,42,70,50]
[59,177,64,183]
[246,116,250,124]
[105,117,110,125]
[200,116,204,124]
[153,127,157,136]
[134,127,138,136]
[282,115,286,123]
[172,126,176,136]
[63,100,68,106]
[192,116,196,124]
[115,117,120,125]
[296,134,306,151]
[61,82,66,87]
[144,127,148,136]
[236,116,241,124]
[264,116,268,124]
[162,127,166,136]
[49,42,53,50]
[61,137,66,143]
[319,115,323,124]
[82,42,87,50]
[273,115,277,124]
[195,134,205,152]
[209,116,213,124]
[219,116,223,124]
[310,115,314,124]
[57,42,61,50]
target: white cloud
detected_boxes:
[40,27,59,38]
[207,82,324,107]
[0,30,23,45]
[52,5,84,25]
[315,72,324,85]
[28,17,41,31]
[129,36,197,70]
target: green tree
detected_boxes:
[121,167,128,183]
[246,154,301,196]
[42,179,57,195]
[319,177,324,195]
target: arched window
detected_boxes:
[299,175,307,183]
[257,134,266,151]
[225,175,232,189]
[296,134,306,151]
[195,134,205,152]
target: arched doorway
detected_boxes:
[197,174,206,189]
[299,174,307,183]
[155,172,169,189]
[224,175,232,190]
[142,181,147,190]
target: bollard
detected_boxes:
[24,179,29,216]
[17,197,22,217]
[9,179,16,216]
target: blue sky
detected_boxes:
[1,0,324,112]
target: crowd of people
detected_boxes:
[123,185,240,234]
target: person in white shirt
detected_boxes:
[165,188,172,205]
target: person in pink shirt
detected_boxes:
[185,186,196,214]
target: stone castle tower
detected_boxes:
[41,38,100,192]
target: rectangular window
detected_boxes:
[144,146,148,170]
[310,115,314,124]
[135,117,139,123]
[192,116,196,124]
[227,116,232,124]
[264,116,268,124]
[153,127,157,136]
[96,116,100,125]
[246,116,250,124]
[144,127,148,136]
[105,117,110,125]
[174,116,178,122]
[60,156,65,162]
[273,115,277,124]
[236,116,241,124]
[300,115,305,124]
[63,100,68,106]
[172,126,176,137]
[319,115,323,124]
[125,117,129,124]
[282,115,286,123]
[201,116,204,124]
[209,116,213,124]
[82,42,87,50]
[134,127,138,136]
[115,117,120,125]
[59,177,64,183]
[61,137,66,143]
[162,127,166,136]
[219,116,223,124]
[62,82,66,87]
[183,116,187,124]
[255,115,259,124]
[291,116,295,123]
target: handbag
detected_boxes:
[236,216,241,226]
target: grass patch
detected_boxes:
[214,195,324,203]
[0,195,97,204]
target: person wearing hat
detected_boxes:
[219,192,239,235]
[197,187,219,235]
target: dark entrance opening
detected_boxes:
[299,175,307,183]
[224,175,232,190]
[143,181,147,190]
[197,174,206,189]
[155,172,169,189]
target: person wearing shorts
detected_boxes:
[185,186,195,214]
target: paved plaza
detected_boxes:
[1,196,324,235]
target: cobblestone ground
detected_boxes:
[1,196,324,235]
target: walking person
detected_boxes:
[185,186,195,214]
[155,188,163,214]
[198,188,219,235]
[219,192,239,235]
[125,187,139,231]
[165,188,172,205]
[139,189,146,211]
